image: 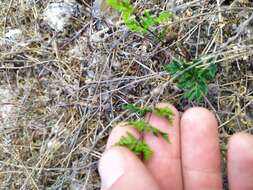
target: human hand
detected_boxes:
[98,103,253,190]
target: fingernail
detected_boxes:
[99,148,125,190]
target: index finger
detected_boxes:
[144,103,183,190]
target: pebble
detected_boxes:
[0,29,23,47]
[43,1,82,32]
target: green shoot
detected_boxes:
[107,0,173,35]
[119,104,174,160]
[119,105,174,160]
[129,120,170,143]
[123,103,174,123]
[153,107,174,123]
[116,132,153,160]
[122,103,152,116]
[165,58,217,101]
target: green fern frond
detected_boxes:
[128,120,147,132]
[153,107,174,122]
[116,132,153,160]
[165,58,217,101]
[122,103,152,116]
[128,120,170,143]
[107,0,173,35]
[154,11,174,23]
[107,0,134,14]
[123,104,174,122]
[161,133,170,143]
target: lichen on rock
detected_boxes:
[43,1,82,32]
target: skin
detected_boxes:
[98,103,253,190]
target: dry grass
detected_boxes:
[0,0,252,189]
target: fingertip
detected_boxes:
[228,132,253,164]
[99,147,127,190]
[182,107,218,128]
[228,133,253,190]
[99,147,159,190]
[181,107,220,171]
[229,132,253,151]
[181,107,222,190]
[228,132,253,166]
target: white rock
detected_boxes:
[5,29,22,40]
[87,70,95,79]
[0,29,23,47]
[43,2,79,32]
[0,86,17,128]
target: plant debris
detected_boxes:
[0,0,252,189]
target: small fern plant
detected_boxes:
[116,104,174,160]
[116,132,152,160]
[107,0,173,36]
[165,57,217,101]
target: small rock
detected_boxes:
[43,1,82,32]
[87,70,95,79]
[0,86,18,128]
[5,29,22,40]
[0,29,23,47]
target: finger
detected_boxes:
[99,147,159,190]
[99,124,159,190]
[181,107,223,190]
[228,133,253,190]
[144,103,183,190]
